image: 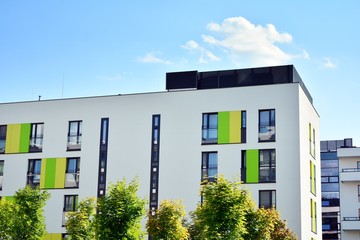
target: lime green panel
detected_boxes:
[218,112,230,144]
[229,111,241,143]
[54,158,66,188]
[40,158,46,189]
[246,149,259,183]
[19,123,31,153]
[44,158,56,189]
[43,233,62,240]
[5,124,21,153]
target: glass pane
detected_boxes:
[260,191,270,207]
[34,160,41,174]
[69,122,78,135]
[0,161,4,174]
[209,114,218,128]
[321,160,338,168]
[208,153,217,168]
[67,159,77,173]
[259,111,270,126]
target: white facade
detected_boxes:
[0,66,321,239]
[338,147,360,239]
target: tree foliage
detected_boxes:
[65,197,96,240]
[0,186,50,240]
[96,178,147,240]
[146,199,189,240]
[189,176,254,240]
[188,176,297,240]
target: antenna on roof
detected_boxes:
[38,95,41,101]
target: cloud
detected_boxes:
[183,16,308,66]
[137,52,171,64]
[323,57,337,68]
[181,40,221,63]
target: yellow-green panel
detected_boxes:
[43,233,62,240]
[5,124,21,154]
[19,123,31,153]
[246,149,259,183]
[54,158,66,188]
[40,158,47,189]
[229,111,241,143]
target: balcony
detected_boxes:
[342,217,360,231]
[340,168,360,182]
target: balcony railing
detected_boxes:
[340,168,360,182]
[342,217,360,231]
[67,136,82,150]
[65,173,80,188]
[29,137,43,152]
[27,174,40,188]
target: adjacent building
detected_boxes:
[338,146,360,239]
[0,65,321,239]
[320,138,354,239]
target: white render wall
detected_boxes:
[0,82,320,238]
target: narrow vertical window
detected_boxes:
[29,123,44,152]
[241,150,246,182]
[0,125,6,154]
[201,152,218,183]
[65,158,80,188]
[98,118,109,197]
[0,160,4,190]
[67,121,82,150]
[259,190,276,209]
[63,195,78,226]
[149,115,160,215]
[259,109,275,142]
[259,149,276,182]
[202,113,218,144]
[358,185,360,202]
[310,161,316,195]
[311,199,317,233]
[27,159,42,188]
[241,111,246,143]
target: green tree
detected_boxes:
[0,186,50,240]
[146,199,189,240]
[244,207,297,240]
[189,176,254,240]
[96,178,147,240]
[66,197,96,240]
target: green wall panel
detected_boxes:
[40,158,66,189]
[246,149,259,183]
[44,158,56,189]
[218,112,230,144]
[19,123,31,153]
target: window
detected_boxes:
[310,161,316,195]
[0,160,4,190]
[241,111,246,143]
[0,125,6,154]
[63,195,78,226]
[149,115,161,215]
[67,121,82,150]
[259,149,276,182]
[309,123,316,158]
[201,152,218,183]
[65,158,80,188]
[202,113,218,144]
[98,118,109,197]
[311,199,317,233]
[27,159,41,188]
[259,109,275,142]
[29,123,44,152]
[358,185,360,202]
[259,190,276,209]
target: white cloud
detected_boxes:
[323,57,337,68]
[137,52,171,64]
[181,40,220,63]
[184,16,308,66]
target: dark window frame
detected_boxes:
[258,109,276,142]
[0,125,7,154]
[202,113,218,144]
[0,160,4,190]
[29,123,44,152]
[63,195,78,212]
[201,152,218,183]
[259,190,276,209]
[64,157,80,188]
[67,120,82,151]
[259,149,276,183]
[27,159,42,188]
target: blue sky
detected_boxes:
[1,1,359,144]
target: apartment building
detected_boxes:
[0,65,321,239]
[338,146,360,239]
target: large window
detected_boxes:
[0,160,4,190]
[201,152,218,183]
[63,195,78,226]
[202,113,218,144]
[259,190,276,209]
[0,126,6,154]
[29,123,44,152]
[67,121,82,151]
[65,158,80,188]
[259,109,275,142]
[27,159,41,188]
[259,149,276,182]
